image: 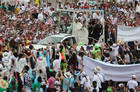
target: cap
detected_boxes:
[78,42,84,46]
[94,44,100,49]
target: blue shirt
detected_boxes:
[29,69,34,79]
[63,77,75,92]
[34,76,39,84]
[46,55,50,67]
[39,52,45,57]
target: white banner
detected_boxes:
[117,25,140,42]
[83,56,140,82]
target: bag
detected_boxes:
[24,73,32,88]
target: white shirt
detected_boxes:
[57,3,63,10]
[136,5,140,13]
[16,58,27,73]
[124,54,130,63]
[110,16,117,25]
[38,13,44,21]
[127,80,138,92]
[2,52,12,66]
[92,13,100,19]
[127,0,133,2]
[92,74,104,88]
[10,55,18,66]
[110,46,119,58]
[31,50,37,57]
[81,76,91,88]
[20,5,26,13]
[53,59,61,72]
[44,6,49,12]
[90,86,99,92]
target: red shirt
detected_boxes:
[84,5,89,9]
[103,4,108,9]
[0,39,4,46]
[63,17,70,22]
[0,39,4,51]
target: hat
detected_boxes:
[94,44,100,49]
[78,42,84,46]
[81,71,87,76]
[132,75,136,79]
[0,79,8,89]
[94,66,102,73]
[119,83,124,87]
[49,69,53,72]
[64,72,72,78]
[79,12,83,15]
[73,51,76,54]
[112,43,117,47]
[2,52,9,57]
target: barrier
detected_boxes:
[117,25,140,42]
[82,56,140,82]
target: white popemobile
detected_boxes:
[26,33,92,51]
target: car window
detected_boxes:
[63,37,76,46]
[37,36,63,45]
[51,37,63,43]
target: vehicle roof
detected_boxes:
[49,33,74,38]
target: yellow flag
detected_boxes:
[26,40,30,44]
[15,8,20,15]
[35,0,40,7]
[120,38,124,44]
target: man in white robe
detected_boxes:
[77,24,89,45]
[72,19,89,45]
[72,18,83,42]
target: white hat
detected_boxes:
[2,52,9,57]
[119,83,124,87]
[81,71,87,76]
[112,43,117,47]
[94,66,102,73]
[79,12,83,15]
[132,75,136,79]
[64,72,72,78]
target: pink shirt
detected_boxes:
[110,17,117,25]
[48,77,56,88]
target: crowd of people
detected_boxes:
[0,0,140,92]
[0,43,139,92]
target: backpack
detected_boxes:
[24,73,32,88]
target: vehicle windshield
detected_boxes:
[37,36,63,45]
